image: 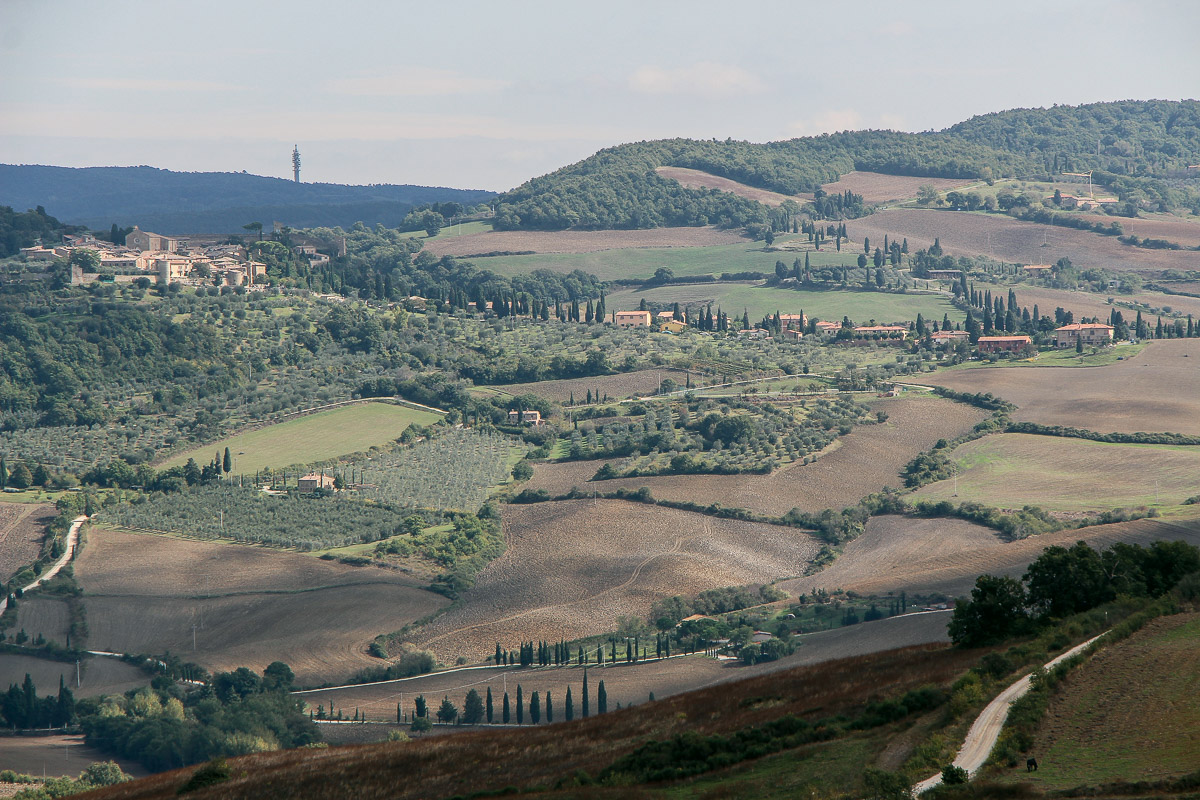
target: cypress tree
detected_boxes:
[502,692,510,723]
[516,685,524,724]
[546,691,553,723]
[530,691,540,724]
[565,686,574,721]
[486,686,494,723]
[597,681,607,714]
[582,669,590,718]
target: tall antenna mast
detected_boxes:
[292,145,301,184]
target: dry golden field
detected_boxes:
[0,502,53,582]
[924,338,1200,435]
[655,166,801,206]
[796,516,1200,599]
[75,529,447,685]
[423,225,747,258]
[415,499,821,661]
[843,209,1200,273]
[525,394,988,516]
[822,172,977,204]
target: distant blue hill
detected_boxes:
[0,164,496,234]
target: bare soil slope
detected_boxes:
[415,500,821,661]
[793,516,1200,599]
[923,338,1200,435]
[0,502,53,582]
[75,529,447,685]
[0,653,146,698]
[844,209,1200,273]
[424,226,747,257]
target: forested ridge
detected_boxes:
[494,100,1200,231]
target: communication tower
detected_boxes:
[292,145,301,183]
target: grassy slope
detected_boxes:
[605,282,964,324]
[159,402,442,474]
[994,613,1200,789]
[466,234,863,281]
[912,433,1200,513]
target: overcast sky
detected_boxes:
[2,0,1197,191]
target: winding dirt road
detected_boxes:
[913,632,1107,794]
[0,514,86,617]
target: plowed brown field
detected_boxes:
[0,653,147,699]
[524,394,988,516]
[14,596,70,646]
[822,172,977,204]
[0,502,53,582]
[424,226,747,257]
[794,516,1200,599]
[923,339,1200,435]
[843,209,1200,273]
[415,499,821,661]
[76,529,447,685]
[1075,212,1200,248]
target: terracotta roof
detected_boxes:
[1055,323,1114,331]
[977,335,1032,342]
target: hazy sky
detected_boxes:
[2,0,1197,191]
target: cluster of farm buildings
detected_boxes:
[609,308,1113,351]
[18,227,326,287]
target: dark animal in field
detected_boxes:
[1027,757,1038,772]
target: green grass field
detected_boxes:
[994,614,1200,789]
[470,235,864,281]
[160,402,443,474]
[606,282,964,325]
[912,433,1200,513]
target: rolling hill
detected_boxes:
[0,164,496,233]
[491,100,1200,231]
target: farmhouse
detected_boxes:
[778,328,802,341]
[1023,264,1053,274]
[1054,322,1115,348]
[507,409,544,425]
[852,325,907,340]
[779,313,808,330]
[931,330,970,344]
[926,269,962,279]
[813,320,842,334]
[613,310,651,328]
[658,319,687,333]
[298,473,335,492]
[655,310,676,322]
[977,335,1032,353]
